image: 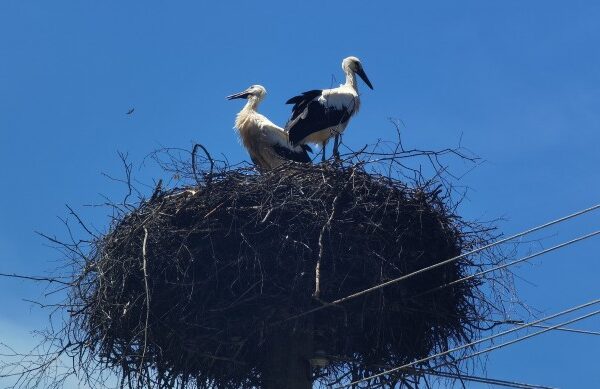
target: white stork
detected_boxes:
[226,84,312,170]
[285,56,373,161]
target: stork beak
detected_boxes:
[356,67,374,90]
[226,90,251,100]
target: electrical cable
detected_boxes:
[339,306,600,388]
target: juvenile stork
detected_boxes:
[227,84,311,170]
[285,56,373,161]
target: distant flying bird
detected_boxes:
[227,85,311,170]
[285,56,373,161]
[126,108,135,115]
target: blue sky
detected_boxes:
[1,1,599,387]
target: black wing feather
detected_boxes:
[272,143,312,164]
[286,90,323,121]
[286,99,351,145]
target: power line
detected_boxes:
[412,368,558,389]
[277,203,600,324]
[338,300,600,388]
[497,320,600,336]
[342,309,600,388]
[411,230,600,300]
[437,309,600,371]
[521,324,600,336]
[334,362,558,388]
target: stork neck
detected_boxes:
[243,96,261,111]
[344,70,358,92]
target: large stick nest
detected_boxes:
[67,146,496,388]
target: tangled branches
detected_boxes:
[1,139,512,389]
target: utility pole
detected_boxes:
[261,328,313,389]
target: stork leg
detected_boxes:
[332,134,341,160]
[321,142,327,162]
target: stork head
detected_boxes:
[342,56,373,90]
[226,85,267,102]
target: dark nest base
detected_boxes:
[70,155,494,389]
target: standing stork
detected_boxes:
[285,56,373,161]
[226,85,312,170]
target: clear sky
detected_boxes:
[1,1,599,388]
